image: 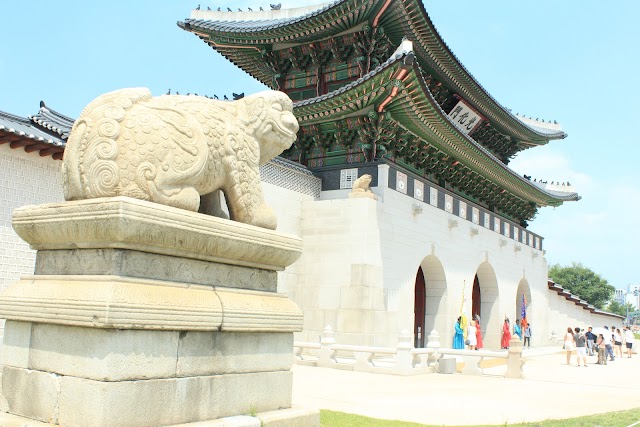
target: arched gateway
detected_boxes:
[413,256,447,347]
[516,278,532,329]
[473,262,500,348]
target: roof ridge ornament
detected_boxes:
[393,39,414,56]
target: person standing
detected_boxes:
[513,319,522,341]
[453,316,465,349]
[596,334,606,365]
[564,327,575,365]
[603,326,615,362]
[585,327,596,356]
[475,315,484,350]
[523,323,532,348]
[614,328,623,358]
[574,328,588,367]
[624,326,635,358]
[501,318,511,349]
[467,320,478,350]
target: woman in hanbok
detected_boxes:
[513,319,522,340]
[475,315,483,350]
[452,316,465,349]
[501,318,512,349]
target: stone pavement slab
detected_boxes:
[291,352,640,425]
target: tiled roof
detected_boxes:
[294,43,580,207]
[179,0,567,145]
[183,1,341,33]
[29,101,74,140]
[0,102,70,159]
[547,280,624,320]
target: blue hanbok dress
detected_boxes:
[452,322,465,349]
[513,324,522,340]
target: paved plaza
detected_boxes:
[292,350,640,425]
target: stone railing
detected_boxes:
[294,327,434,375]
[294,326,559,378]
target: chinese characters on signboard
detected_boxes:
[448,100,482,135]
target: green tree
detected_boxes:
[548,262,614,309]
[606,301,636,317]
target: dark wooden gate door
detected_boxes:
[414,267,426,348]
[472,274,481,320]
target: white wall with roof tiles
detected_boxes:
[0,146,63,291]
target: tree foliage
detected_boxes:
[548,262,614,309]
[607,301,636,317]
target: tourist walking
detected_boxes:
[624,326,634,358]
[513,319,522,341]
[614,328,623,358]
[574,327,587,367]
[523,323,532,348]
[475,315,483,350]
[564,327,575,365]
[501,318,511,349]
[453,316,465,349]
[585,327,596,356]
[467,320,478,350]
[596,334,607,365]
[603,326,615,361]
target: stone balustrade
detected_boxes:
[293,327,561,379]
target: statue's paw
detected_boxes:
[155,187,201,212]
[250,206,277,230]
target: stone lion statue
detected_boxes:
[348,174,377,200]
[62,88,299,230]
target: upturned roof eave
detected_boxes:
[293,49,579,207]
[394,55,578,206]
[382,0,567,143]
[29,102,75,140]
[178,0,566,144]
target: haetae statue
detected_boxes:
[348,174,377,200]
[62,88,299,230]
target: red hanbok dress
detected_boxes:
[476,322,484,349]
[501,321,512,348]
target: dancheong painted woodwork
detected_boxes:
[179,0,579,225]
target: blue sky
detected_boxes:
[1,1,638,289]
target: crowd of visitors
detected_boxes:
[562,325,636,366]
[452,315,485,350]
[452,317,636,365]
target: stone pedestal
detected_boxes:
[0,197,319,427]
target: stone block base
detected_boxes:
[0,198,311,426]
[2,366,293,427]
[0,407,320,427]
[0,320,301,427]
[3,321,294,381]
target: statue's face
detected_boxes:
[253,92,299,164]
[258,93,298,145]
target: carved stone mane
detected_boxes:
[62,88,299,229]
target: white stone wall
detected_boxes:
[0,145,64,292]
[293,167,551,348]
[261,182,316,298]
[546,291,623,344]
[0,148,620,350]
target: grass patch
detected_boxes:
[320,407,640,427]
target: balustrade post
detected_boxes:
[426,329,441,366]
[392,329,414,375]
[505,337,525,379]
[318,325,336,368]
